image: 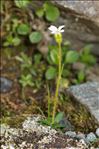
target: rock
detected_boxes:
[59,117,74,131]
[54,1,99,23]
[66,82,99,124]
[65,131,76,138]
[86,132,97,143]
[52,1,99,56]
[76,132,86,140]
[22,116,57,135]
[96,128,99,137]
[0,115,91,148]
[0,77,13,93]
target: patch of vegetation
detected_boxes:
[59,92,98,133]
[1,0,98,132]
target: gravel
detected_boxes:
[76,132,86,140]
[65,131,76,138]
[86,132,97,143]
[96,128,99,137]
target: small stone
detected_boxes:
[96,128,99,137]
[86,132,97,143]
[65,131,76,138]
[0,77,13,93]
[76,132,85,140]
[59,118,74,131]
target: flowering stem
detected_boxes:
[22,87,25,99]
[52,42,62,124]
[47,84,51,119]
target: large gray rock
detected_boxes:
[53,1,99,56]
[55,1,99,23]
[66,82,99,124]
[0,116,90,149]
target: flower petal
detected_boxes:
[60,29,64,33]
[48,25,58,33]
[58,25,65,31]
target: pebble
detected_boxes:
[65,131,76,138]
[0,77,13,93]
[76,132,85,140]
[59,118,74,131]
[86,132,97,143]
[95,128,99,137]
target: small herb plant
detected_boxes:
[19,74,34,99]
[40,25,96,128]
[39,25,66,128]
[16,52,46,97]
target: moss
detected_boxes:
[0,100,41,128]
[60,93,98,133]
[0,115,27,128]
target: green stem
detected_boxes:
[47,84,51,119]
[52,42,62,124]
[22,87,25,99]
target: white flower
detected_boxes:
[48,25,65,35]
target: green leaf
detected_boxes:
[29,31,42,43]
[36,8,44,18]
[39,117,52,126]
[81,54,96,65]
[14,0,30,8]
[83,45,92,55]
[55,112,64,123]
[66,51,79,63]
[60,78,69,88]
[44,2,60,22]
[34,54,42,64]
[62,69,70,77]
[45,66,57,80]
[19,74,34,87]
[17,24,30,35]
[77,70,85,83]
[12,37,21,46]
[50,49,59,65]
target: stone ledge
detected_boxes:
[66,82,99,124]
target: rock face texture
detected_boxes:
[0,116,90,149]
[53,0,99,56]
[55,1,99,23]
[67,82,99,124]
